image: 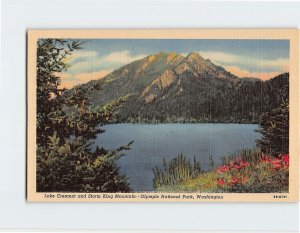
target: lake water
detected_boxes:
[92,123,261,192]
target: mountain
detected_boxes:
[66,52,289,123]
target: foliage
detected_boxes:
[256,100,289,155]
[153,154,202,189]
[221,149,261,166]
[154,152,289,193]
[216,154,289,193]
[256,72,289,155]
[36,39,131,192]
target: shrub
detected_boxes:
[221,149,261,166]
[216,154,289,193]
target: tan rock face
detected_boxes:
[158,70,177,89]
[115,51,238,103]
[144,93,157,103]
[141,70,177,102]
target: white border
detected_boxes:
[1,0,299,231]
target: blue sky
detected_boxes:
[61,39,289,88]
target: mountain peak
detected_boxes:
[157,51,167,56]
[186,52,202,58]
[185,52,206,62]
[145,52,184,66]
[187,52,200,57]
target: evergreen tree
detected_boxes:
[36,39,131,192]
[256,99,289,155]
[256,74,289,155]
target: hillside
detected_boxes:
[66,52,289,123]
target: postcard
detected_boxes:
[27,29,299,202]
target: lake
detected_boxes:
[92,123,261,192]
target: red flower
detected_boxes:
[280,154,289,165]
[230,159,248,170]
[230,177,239,186]
[260,155,272,163]
[217,165,230,173]
[272,158,282,169]
[240,161,249,168]
[233,164,241,170]
[217,178,225,186]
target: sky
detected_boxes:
[60,39,289,88]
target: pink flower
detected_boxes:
[233,164,241,170]
[230,159,248,170]
[240,161,249,168]
[217,165,230,173]
[280,154,289,165]
[217,178,225,186]
[272,158,282,169]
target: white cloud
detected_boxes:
[66,50,147,74]
[60,69,113,89]
[68,50,98,62]
[61,49,148,88]
[199,51,240,63]
[104,50,147,64]
[198,50,289,74]
[260,58,289,70]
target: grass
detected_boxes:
[156,170,218,193]
[153,154,202,189]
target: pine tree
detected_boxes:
[256,74,289,155]
[36,39,131,192]
[256,98,289,155]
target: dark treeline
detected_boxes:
[115,73,289,124]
